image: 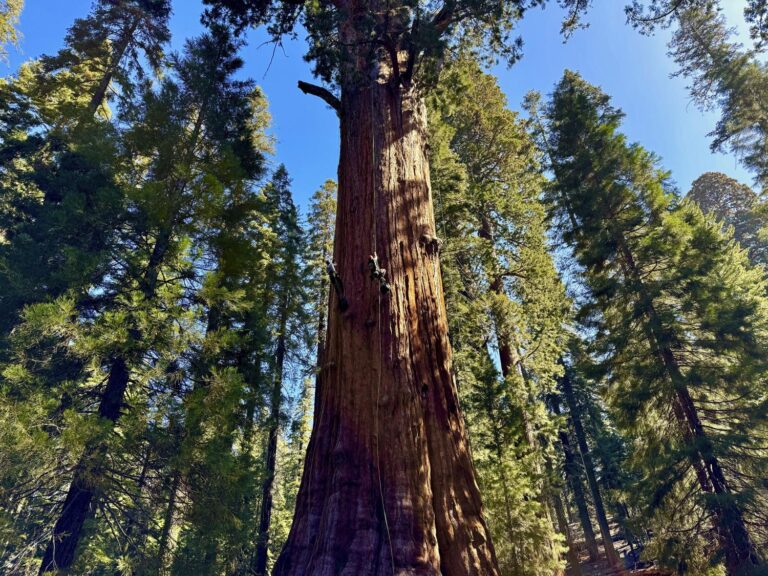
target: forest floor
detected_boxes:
[565,520,668,576]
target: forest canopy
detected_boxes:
[0,1,767,575]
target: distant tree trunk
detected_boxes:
[274,64,498,576]
[479,215,562,566]
[157,471,181,573]
[253,293,288,575]
[551,395,599,562]
[553,492,582,576]
[560,373,622,569]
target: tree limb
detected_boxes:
[297,81,341,113]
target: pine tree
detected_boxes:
[0,0,172,344]
[25,27,268,574]
[541,70,768,575]
[252,165,310,575]
[428,58,570,576]
[39,0,171,117]
[628,1,768,191]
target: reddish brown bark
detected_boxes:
[274,77,498,575]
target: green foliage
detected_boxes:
[626,1,768,192]
[202,0,590,88]
[541,70,768,570]
[688,172,768,270]
[0,0,22,61]
[429,57,569,576]
[0,9,322,572]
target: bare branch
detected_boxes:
[297,81,341,113]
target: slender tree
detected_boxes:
[35,29,266,574]
[628,1,768,191]
[252,166,309,575]
[542,70,768,575]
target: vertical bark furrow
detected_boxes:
[275,81,498,575]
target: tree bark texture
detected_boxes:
[274,78,498,575]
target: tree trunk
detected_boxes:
[38,356,130,574]
[553,492,583,576]
[38,225,172,574]
[253,295,289,575]
[274,78,498,574]
[157,471,181,575]
[479,214,562,568]
[560,373,622,569]
[87,17,140,116]
[615,238,762,576]
[552,397,599,562]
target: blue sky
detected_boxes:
[4,1,755,210]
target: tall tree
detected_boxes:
[40,0,172,117]
[202,1,589,573]
[688,171,768,268]
[34,28,266,574]
[428,57,570,576]
[541,70,768,575]
[252,166,309,575]
[628,1,768,191]
[549,393,600,563]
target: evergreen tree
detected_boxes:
[541,70,768,575]
[1,27,270,574]
[628,1,768,191]
[252,165,310,575]
[428,58,570,576]
[202,1,590,571]
[0,0,22,60]
[688,171,768,269]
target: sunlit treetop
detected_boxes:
[0,0,23,62]
[203,0,589,89]
[626,0,768,48]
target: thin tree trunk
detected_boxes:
[479,215,562,567]
[87,17,140,116]
[253,294,289,575]
[274,70,498,575]
[552,397,599,562]
[614,237,762,575]
[560,373,621,569]
[38,356,130,574]
[157,471,181,574]
[553,493,583,576]
[38,225,172,574]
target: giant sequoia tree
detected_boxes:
[202,1,585,574]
